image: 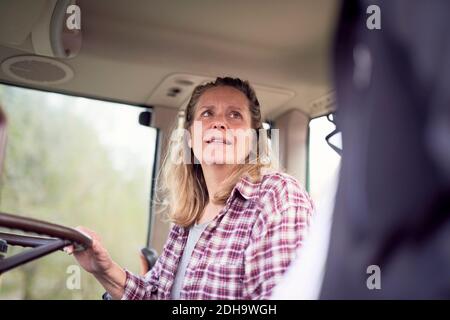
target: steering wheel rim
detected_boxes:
[0,212,92,274]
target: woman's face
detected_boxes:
[189,86,254,165]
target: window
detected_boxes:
[0,84,157,299]
[308,115,342,204]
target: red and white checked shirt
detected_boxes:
[121,171,314,300]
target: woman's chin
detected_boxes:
[202,157,227,165]
[201,156,239,166]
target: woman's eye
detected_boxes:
[230,111,242,119]
[200,110,212,117]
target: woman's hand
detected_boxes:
[65,226,127,299]
[65,226,113,275]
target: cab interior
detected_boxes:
[0,0,341,299]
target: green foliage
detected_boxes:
[0,85,153,299]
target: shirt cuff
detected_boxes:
[121,269,145,300]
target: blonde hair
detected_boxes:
[156,77,275,227]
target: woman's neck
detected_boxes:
[201,164,235,201]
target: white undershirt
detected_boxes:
[170,221,210,300]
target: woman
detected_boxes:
[68,77,314,300]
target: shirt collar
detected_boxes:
[233,174,260,200]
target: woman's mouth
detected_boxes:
[204,137,232,145]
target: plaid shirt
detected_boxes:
[121,171,314,300]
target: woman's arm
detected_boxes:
[68,226,165,300]
[92,262,126,300]
[66,226,126,300]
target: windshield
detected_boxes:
[0,84,157,299]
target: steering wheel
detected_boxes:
[0,212,92,274]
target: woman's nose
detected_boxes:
[211,121,227,130]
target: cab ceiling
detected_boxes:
[0,0,340,120]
